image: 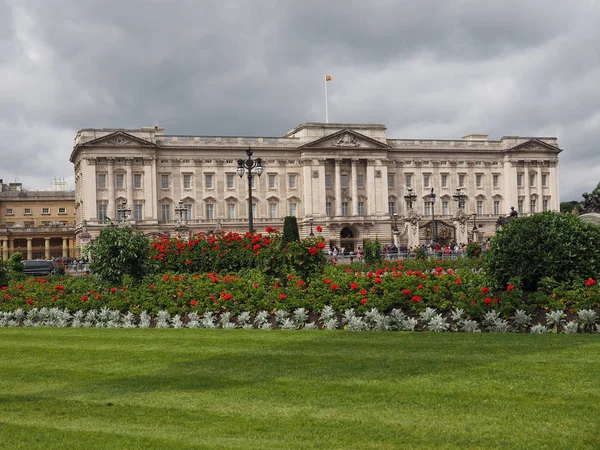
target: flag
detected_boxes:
[325,75,333,81]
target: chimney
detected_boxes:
[462,134,488,141]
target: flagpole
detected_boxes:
[324,72,329,124]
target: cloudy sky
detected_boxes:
[1,0,599,201]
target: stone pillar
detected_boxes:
[70,239,76,258]
[406,217,420,248]
[44,238,51,260]
[107,158,115,221]
[62,237,68,258]
[316,159,327,218]
[334,159,342,216]
[26,238,33,260]
[377,160,389,216]
[351,159,358,216]
[301,159,313,217]
[1,238,7,261]
[126,158,134,208]
[9,238,14,257]
[366,160,376,216]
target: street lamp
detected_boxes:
[237,147,263,233]
[308,217,314,237]
[174,200,186,221]
[429,188,437,244]
[392,212,399,232]
[404,187,417,209]
[117,200,131,223]
[472,213,478,242]
[453,188,467,210]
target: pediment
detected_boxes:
[81,131,156,148]
[507,139,561,154]
[300,129,390,150]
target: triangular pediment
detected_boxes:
[507,139,562,154]
[300,129,390,149]
[81,131,156,148]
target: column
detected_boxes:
[26,238,33,260]
[378,160,389,215]
[44,238,51,260]
[301,160,313,217]
[351,159,358,216]
[552,163,560,211]
[1,238,7,261]
[316,159,327,217]
[334,159,342,216]
[62,237,68,258]
[107,158,115,220]
[366,160,376,216]
[537,165,543,211]
[9,238,14,257]
[126,158,134,208]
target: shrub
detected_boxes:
[486,212,600,290]
[0,260,8,287]
[8,252,24,279]
[282,216,300,245]
[363,238,383,265]
[465,242,481,258]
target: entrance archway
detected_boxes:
[340,227,356,252]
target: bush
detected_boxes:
[0,260,8,287]
[282,216,300,246]
[8,252,24,279]
[363,239,384,265]
[486,212,600,290]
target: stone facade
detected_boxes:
[70,122,561,252]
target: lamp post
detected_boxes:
[117,200,131,223]
[429,188,437,244]
[174,200,186,221]
[472,213,478,242]
[308,217,314,237]
[453,188,466,210]
[404,187,417,210]
[237,147,263,233]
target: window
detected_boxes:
[459,174,465,187]
[116,173,124,189]
[252,203,257,219]
[133,203,144,220]
[183,204,192,220]
[493,200,500,215]
[98,204,107,221]
[289,202,297,217]
[543,198,549,212]
[97,174,106,189]
[477,200,483,216]
[326,202,332,217]
[24,222,33,229]
[161,204,170,221]
[227,174,235,189]
[6,208,13,215]
[134,174,142,189]
[269,203,277,219]
[388,174,395,189]
[24,208,31,215]
[388,201,396,215]
[517,173,523,187]
[42,208,49,215]
[493,174,499,188]
[183,174,192,189]
[325,174,332,189]
[518,198,524,214]
[424,201,431,216]
[423,174,430,188]
[341,174,349,188]
[341,202,348,216]
[227,203,236,219]
[357,174,364,188]
[529,173,536,187]
[441,174,448,188]
[476,174,483,188]
[358,201,365,216]
[205,203,214,220]
[442,200,448,216]
[530,198,537,214]
[288,174,297,188]
[542,174,548,187]
[161,174,169,189]
[268,174,276,189]
[405,174,412,188]
[58,207,66,214]
[205,174,213,189]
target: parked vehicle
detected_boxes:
[23,260,59,276]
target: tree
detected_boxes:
[282,216,300,245]
[560,201,580,214]
[88,222,152,285]
[362,238,384,265]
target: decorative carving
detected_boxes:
[405,208,421,235]
[449,161,458,167]
[467,161,475,167]
[432,161,440,167]
[366,160,376,166]
[86,158,97,165]
[581,192,600,214]
[312,170,319,178]
[277,160,288,166]
[333,133,360,147]
[215,159,225,166]
[193,158,203,165]
[375,170,381,178]
[413,160,423,167]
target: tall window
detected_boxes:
[183,204,192,220]
[358,201,365,216]
[227,203,235,219]
[134,174,142,189]
[269,203,277,219]
[442,200,448,216]
[341,202,348,216]
[388,201,396,215]
[97,174,106,189]
[493,200,500,215]
[341,174,349,188]
[529,173,536,187]
[357,174,364,188]
[6,208,13,215]
[530,198,537,214]
[405,174,412,188]
[98,204,107,221]
[205,203,214,220]
[226,174,235,189]
[161,204,170,221]
[42,208,49,214]
[288,174,297,188]
[493,174,499,188]
[289,202,297,217]
[183,174,192,189]
[543,198,549,212]
[325,174,332,189]
[518,198,524,214]
[476,174,483,188]
[134,204,143,221]
[205,174,213,189]
[252,203,257,219]
[24,208,31,215]
[517,173,523,187]
[161,174,169,189]
[388,174,395,189]
[268,174,276,189]
[459,174,465,187]
[441,174,448,188]
[326,201,332,216]
[424,201,432,216]
[116,174,125,189]
[477,200,483,215]
[423,174,430,188]
[542,173,548,187]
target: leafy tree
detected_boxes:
[8,252,24,279]
[0,260,8,287]
[363,238,383,265]
[282,216,300,245]
[560,201,580,214]
[486,211,600,290]
[89,222,152,285]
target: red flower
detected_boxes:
[329,283,338,290]
[411,296,422,303]
[350,282,359,290]
[110,287,118,293]
[96,295,102,300]
[81,295,88,302]
[54,285,64,291]
[190,300,198,306]
[149,284,154,289]
[26,299,33,305]
[456,278,462,285]
[434,286,439,292]
[17,285,24,290]
[471,299,477,306]
[279,293,287,300]
[309,247,318,255]
[481,287,491,295]
[585,278,596,286]
[361,288,367,296]
[417,284,423,289]
[317,242,326,249]
[324,279,331,284]
[287,274,294,280]
[297,279,305,287]
[186,259,192,265]
[374,277,383,284]
[402,289,411,296]
[361,298,368,305]
[484,297,492,306]
[316,225,323,232]
[253,283,259,288]
[177,291,184,297]
[52,295,58,301]
[163,275,170,281]
[507,285,515,291]
[265,226,273,233]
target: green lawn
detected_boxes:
[0,330,599,449]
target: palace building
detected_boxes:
[70,122,560,252]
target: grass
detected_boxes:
[0,330,599,449]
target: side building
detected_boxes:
[0,180,76,261]
[70,122,561,251]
